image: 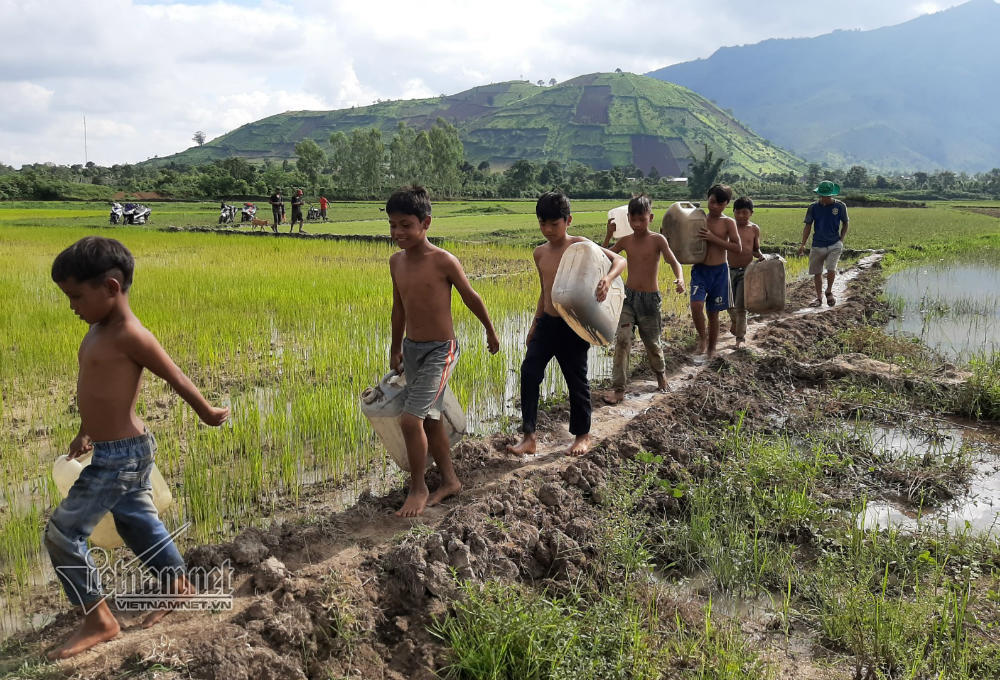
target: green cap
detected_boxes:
[814,180,840,197]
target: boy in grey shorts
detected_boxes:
[387,186,500,517]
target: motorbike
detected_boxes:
[306,205,321,221]
[123,203,151,225]
[240,202,257,223]
[218,203,238,224]
[109,202,123,225]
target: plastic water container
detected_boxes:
[360,371,467,472]
[660,202,707,264]
[607,205,632,238]
[52,453,173,550]
[744,255,786,313]
[551,240,626,346]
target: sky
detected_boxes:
[0,0,974,167]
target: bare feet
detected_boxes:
[602,389,624,404]
[695,336,707,354]
[507,434,537,456]
[567,434,591,456]
[47,600,120,660]
[395,485,430,517]
[427,479,462,507]
[655,371,667,392]
[141,576,196,628]
[734,337,745,349]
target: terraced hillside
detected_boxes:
[149,72,803,178]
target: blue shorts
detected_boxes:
[690,263,731,312]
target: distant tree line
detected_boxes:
[3,134,1000,202]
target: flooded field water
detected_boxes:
[855,422,1000,535]
[884,259,1000,361]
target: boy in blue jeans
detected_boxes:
[46,236,229,659]
[690,184,742,358]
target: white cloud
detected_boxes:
[0,0,969,166]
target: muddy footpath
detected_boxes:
[2,255,996,680]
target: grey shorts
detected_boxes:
[402,338,460,419]
[808,241,843,275]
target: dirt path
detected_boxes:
[6,256,902,679]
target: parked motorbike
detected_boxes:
[306,205,321,221]
[109,202,123,225]
[240,202,257,223]
[123,203,151,225]
[218,203,238,224]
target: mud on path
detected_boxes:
[4,254,977,679]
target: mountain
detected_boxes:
[647,0,1000,172]
[147,73,803,178]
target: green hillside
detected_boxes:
[149,72,804,178]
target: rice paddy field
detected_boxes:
[1,198,998,637]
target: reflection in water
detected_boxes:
[884,261,1000,362]
[854,423,1000,536]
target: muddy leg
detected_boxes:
[141,575,196,628]
[425,417,461,507]
[706,311,721,358]
[691,301,707,354]
[396,413,429,517]
[47,600,120,660]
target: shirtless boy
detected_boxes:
[690,184,742,358]
[728,196,764,348]
[387,186,500,517]
[507,191,626,456]
[601,194,685,404]
[46,236,230,660]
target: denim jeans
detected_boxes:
[45,431,185,607]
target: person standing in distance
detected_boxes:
[269,188,283,234]
[799,180,849,307]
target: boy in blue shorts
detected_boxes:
[387,185,500,517]
[46,236,230,659]
[690,184,742,358]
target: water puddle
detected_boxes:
[884,259,1000,362]
[850,422,1000,535]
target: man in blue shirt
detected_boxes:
[798,180,849,306]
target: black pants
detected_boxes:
[520,314,591,435]
[271,206,281,228]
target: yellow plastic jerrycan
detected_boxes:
[52,453,173,549]
[660,202,707,264]
[744,255,786,313]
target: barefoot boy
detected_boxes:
[387,186,500,517]
[507,192,626,457]
[46,236,230,660]
[728,196,764,348]
[690,184,742,358]
[601,194,685,404]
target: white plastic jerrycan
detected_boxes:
[744,255,786,313]
[551,239,626,346]
[661,201,707,264]
[360,370,467,472]
[52,453,174,550]
[607,205,633,238]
